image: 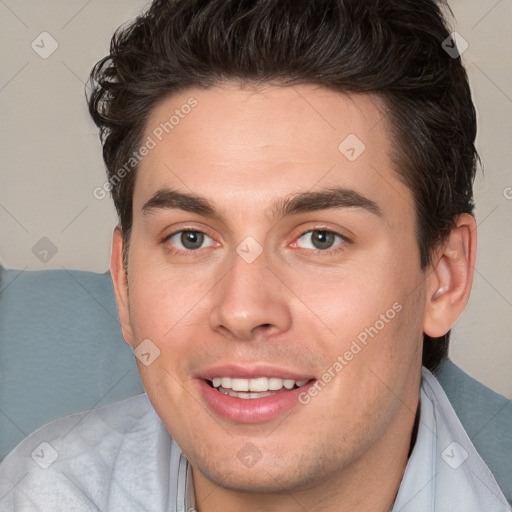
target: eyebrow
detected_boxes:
[141,186,383,220]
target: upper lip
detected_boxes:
[196,364,315,381]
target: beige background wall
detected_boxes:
[0,0,511,398]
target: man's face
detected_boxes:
[116,84,428,494]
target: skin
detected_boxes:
[110,83,476,512]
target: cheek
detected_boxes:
[126,253,212,341]
[287,257,404,335]
[287,253,424,382]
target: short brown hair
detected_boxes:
[88,0,479,372]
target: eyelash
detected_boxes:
[294,226,348,256]
[161,227,215,257]
[161,226,349,257]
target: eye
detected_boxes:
[295,229,345,251]
[165,230,214,251]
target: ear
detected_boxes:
[423,213,477,338]
[110,225,135,346]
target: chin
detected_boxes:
[196,462,305,494]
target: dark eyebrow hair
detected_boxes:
[273,187,382,218]
[143,188,218,216]
[141,186,383,220]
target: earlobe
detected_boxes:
[423,214,477,338]
[110,225,135,345]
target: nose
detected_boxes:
[209,248,292,341]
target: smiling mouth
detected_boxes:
[206,376,313,399]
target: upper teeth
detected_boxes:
[211,377,309,392]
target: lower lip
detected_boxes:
[196,379,314,423]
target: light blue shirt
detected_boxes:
[0,368,509,511]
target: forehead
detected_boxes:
[133,83,411,220]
